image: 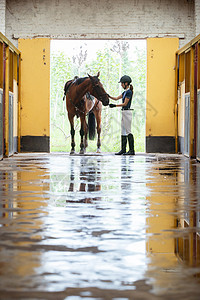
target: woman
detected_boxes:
[109,75,135,155]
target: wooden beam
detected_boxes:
[0,32,20,55]
[176,34,200,55]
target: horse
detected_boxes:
[63,72,109,154]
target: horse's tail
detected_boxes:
[88,111,96,140]
[63,83,67,101]
[63,80,73,101]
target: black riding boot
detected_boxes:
[124,134,135,155]
[115,135,127,155]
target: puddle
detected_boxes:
[0,153,200,299]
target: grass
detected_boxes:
[50,127,145,153]
[50,109,145,153]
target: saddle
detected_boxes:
[85,92,94,101]
[63,76,79,101]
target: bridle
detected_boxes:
[89,77,108,102]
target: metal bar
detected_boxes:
[189,47,195,158]
[17,53,21,153]
[194,44,198,158]
[2,43,5,156]
[4,45,9,156]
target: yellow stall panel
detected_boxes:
[146,38,179,153]
[18,38,50,152]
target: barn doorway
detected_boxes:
[50,40,146,153]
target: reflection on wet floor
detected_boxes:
[0,153,200,299]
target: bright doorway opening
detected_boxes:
[50,40,146,153]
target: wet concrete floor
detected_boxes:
[0,153,200,299]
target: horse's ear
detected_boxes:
[88,74,92,79]
[97,71,100,77]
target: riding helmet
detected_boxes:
[119,75,132,84]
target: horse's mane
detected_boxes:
[64,75,99,98]
[75,77,88,85]
[75,76,100,85]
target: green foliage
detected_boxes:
[50,41,146,153]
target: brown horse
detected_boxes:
[63,72,109,154]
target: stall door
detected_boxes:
[197,91,200,161]
[18,38,50,152]
[184,94,190,156]
[0,89,3,159]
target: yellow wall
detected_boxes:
[18,38,50,137]
[146,38,179,137]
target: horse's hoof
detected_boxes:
[96,148,101,153]
[70,150,75,155]
[80,149,85,155]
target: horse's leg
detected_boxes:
[68,159,75,191]
[84,95,90,149]
[93,107,102,153]
[79,115,85,154]
[79,158,86,191]
[68,114,75,155]
[84,120,88,149]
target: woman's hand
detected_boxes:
[109,104,116,108]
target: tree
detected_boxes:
[110,41,129,93]
[72,44,87,77]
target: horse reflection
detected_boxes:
[67,157,101,203]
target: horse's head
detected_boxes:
[88,72,109,106]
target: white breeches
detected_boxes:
[121,110,132,136]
